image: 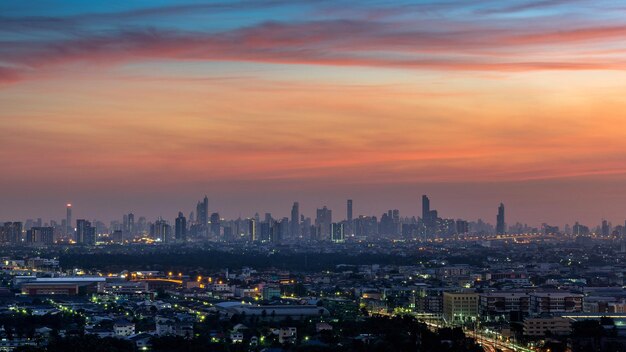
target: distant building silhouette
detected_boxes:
[496,203,506,234]
[347,199,353,222]
[27,227,53,244]
[175,212,187,241]
[331,222,345,243]
[196,196,208,227]
[422,195,430,220]
[66,203,73,236]
[210,212,220,237]
[290,202,300,239]
[76,219,95,245]
[315,206,332,240]
[248,218,256,242]
[1,222,23,244]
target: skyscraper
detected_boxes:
[76,219,95,245]
[128,213,135,237]
[496,203,506,234]
[421,195,438,231]
[175,212,187,241]
[196,195,208,227]
[290,202,300,239]
[249,218,257,242]
[122,214,129,235]
[210,212,220,237]
[1,222,22,244]
[601,220,610,236]
[315,206,332,240]
[66,203,73,236]
[347,199,353,222]
[331,222,345,243]
[422,195,430,220]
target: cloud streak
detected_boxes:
[2,17,626,85]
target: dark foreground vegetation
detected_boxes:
[14,315,483,352]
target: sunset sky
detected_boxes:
[1,0,626,226]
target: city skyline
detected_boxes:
[2,1,626,226]
[3,195,624,232]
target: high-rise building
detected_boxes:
[196,196,208,227]
[601,220,610,236]
[210,212,220,237]
[455,220,469,234]
[1,222,23,244]
[315,206,332,240]
[421,195,439,232]
[347,199,353,222]
[290,202,300,239]
[271,218,289,243]
[331,222,345,243]
[128,213,135,237]
[122,212,135,237]
[153,218,171,242]
[27,227,54,244]
[175,212,187,241]
[496,203,506,234]
[66,203,73,236]
[422,195,430,220]
[76,219,95,245]
[573,222,589,236]
[248,218,257,242]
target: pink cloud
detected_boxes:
[0,18,624,84]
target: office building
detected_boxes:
[175,212,187,241]
[443,291,479,323]
[26,227,54,245]
[210,212,220,237]
[290,202,300,239]
[331,222,345,243]
[347,199,353,222]
[66,203,73,236]
[249,218,256,242]
[496,203,506,234]
[76,219,96,245]
[1,222,23,244]
[315,206,332,240]
[196,195,208,227]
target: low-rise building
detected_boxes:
[113,319,135,337]
[523,316,571,337]
[529,292,583,315]
[443,291,478,323]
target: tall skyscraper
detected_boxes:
[175,212,187,241]
[601,220,610,236]
[249,218,257,242]
[152,218,171,242]
[331,222,345,243]
[210,212,221,237]
[496,203,506,234]
[128,213,135,237]
[290,202,300,239]
[196,195,208,227]
[122,214,129,235]
[315,206,332,240]
[422,195,430,220]
[66,203,73,236]
[347,199,353,222]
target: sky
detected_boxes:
[1,0,626,227]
